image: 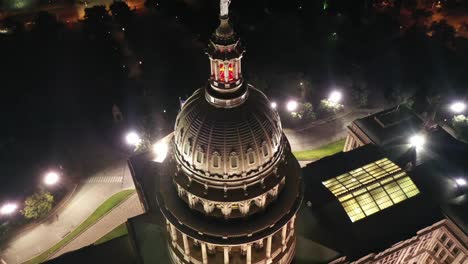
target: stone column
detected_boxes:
[266,236,272,258]
[201,243,208,264]
[224,246,229,264]
[234,60,239,79]
[182,234,190,261]
[170,224,177,247]
[246,244,252,264]
[238,59,242,76]
[216,61,220,81]
[224,62,229,82]
[281,225,287,252]
[289,215,296,232]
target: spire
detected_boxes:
[220,0,231,18]
[205,0,247,108]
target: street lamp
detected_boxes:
[329,91,343,104]
[409,134,426,149]
[270,102,277,109]
[0,203,18,215]
[450,101,466,114]
[44,171,60,186]
[286,100,298,112]
[153,141,169,163]
[125,131,141,146]
[455,178,466,187]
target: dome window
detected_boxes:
[230,152,238,168]
[184,138,192,155]
[247,148,255,165]
[262,142,269,157]
[212,151,220,168]
[196,146,205,163]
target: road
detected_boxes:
[50,193,143,260]
[0,159,134,264]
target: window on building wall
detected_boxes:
[247,150,255,165]
[212,152,220,168]
[322,158,420,222]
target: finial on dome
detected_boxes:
[220,0,231,18]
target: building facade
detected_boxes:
[331,219,468,264]
[156,2,302,264]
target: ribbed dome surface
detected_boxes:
[174,86,284,184]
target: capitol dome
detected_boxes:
[174,86,285,189]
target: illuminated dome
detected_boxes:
[174,86,284,185]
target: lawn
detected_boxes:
[23,189,135,264]
[293,139,345,161]
[94,223,128,245]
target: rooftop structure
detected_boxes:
[331,219,467,264]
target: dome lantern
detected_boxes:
[205,2,247,108]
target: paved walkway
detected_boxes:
[50,193,143,259]
[0,160,133,264]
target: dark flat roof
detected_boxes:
[354,106,424,146]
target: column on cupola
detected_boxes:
[233,60,239,79]
[224,61,229,82]
[216,61,221,81]
[210,59,215,78]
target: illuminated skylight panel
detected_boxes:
[322,158,420,222]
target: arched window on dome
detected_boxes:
[212,151,221,168]
[247,148,255,165]
[196,146,205,164]
[184,138,192,155]
[262,141,269,157]
[230,152,238,168]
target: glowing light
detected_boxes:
[329,91,342,104]
[271,102,277,109]
[409,134,426,149]
[455,178,466,186]
[44,171,59,186]
[125,132,141,146]
[219,63,225,82]
[0,203,18,215]
[153,141,169,163]
[286,100,299,112]
[450,102,466,113]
